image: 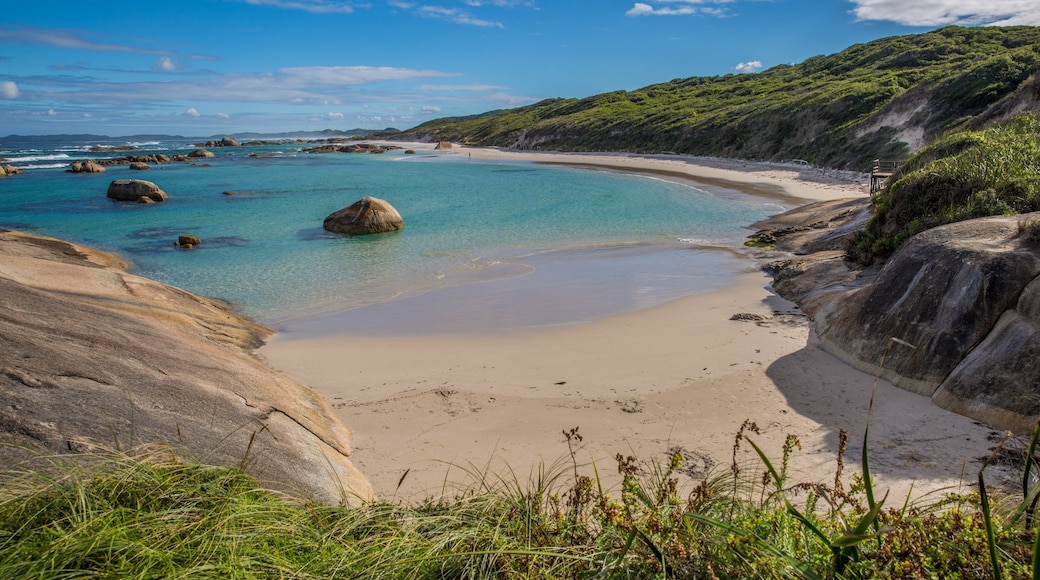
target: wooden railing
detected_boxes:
[869,159,899,195]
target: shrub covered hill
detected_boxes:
[391,26,1040,170]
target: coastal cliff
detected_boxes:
[755,202,1040,434]
[0,230,372,504]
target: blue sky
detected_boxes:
[1,0,1038,136]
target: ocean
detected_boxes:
[0,137,780,336]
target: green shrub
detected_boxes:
[848,111,1040,265]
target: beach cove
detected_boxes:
[260,145,1006,502]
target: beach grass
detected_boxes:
[848,111,1040,265]
[2,423,1037,579]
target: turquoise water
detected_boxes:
[0,142,779,335]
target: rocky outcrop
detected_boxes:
[434,141,453,150]
[0,230,373,504]
[323,196,404,236]
[305,143,402,154]
[107,179,168,203]
[195,137,241,147]
[90,145,137,152]
[813,216,1040,400]
[95,154,172,167]
[757,201,1040,434]
[189,149,216,158]
[129,162,150,170]
[1,164,22,177]
[934,274,1040,432]
[67,160,106,174]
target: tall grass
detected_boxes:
[2,416,1038,578]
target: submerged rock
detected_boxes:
[175,234,201,248]
[0,230,373,504]
[107,179,168,202]
[323,196,404,236]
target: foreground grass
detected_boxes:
[2,422,1037,579]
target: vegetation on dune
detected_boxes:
[391,26,1040,170]
[847,111,1040,265]
[3,417,1039,579]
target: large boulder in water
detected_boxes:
[0,230,373,504]
[323,196,404,236]
[107,179,168,202]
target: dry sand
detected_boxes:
[260,144,1005,502]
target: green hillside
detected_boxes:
[393,26,1040,170]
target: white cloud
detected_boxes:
[186,107,201,117]
[421,105,441,114]
[327,111,345,118]
[48,108,57,115]
[462,0,536,6]
[216,112,230,119]
[421,83,508,91]
[626,0,733,17]
[735,60,762,73]
[390,1,505,26]
[0,25,172,55]
[850,0,1040,26]
[0,81,19,99]
[420,5,504,27]
[626,3,654,16]
[279,65,458,86]
[242,0,357,13]
[155,56,178,71]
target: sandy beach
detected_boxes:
[260,145,1005,502]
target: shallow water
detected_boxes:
[0,140,780,335]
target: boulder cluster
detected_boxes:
[68,154,183,172]
[305,143,403,154]
[194,136,241,147]
[67,160,107,173]
[1,164,23,177]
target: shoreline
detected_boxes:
[259,145,1004,501]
